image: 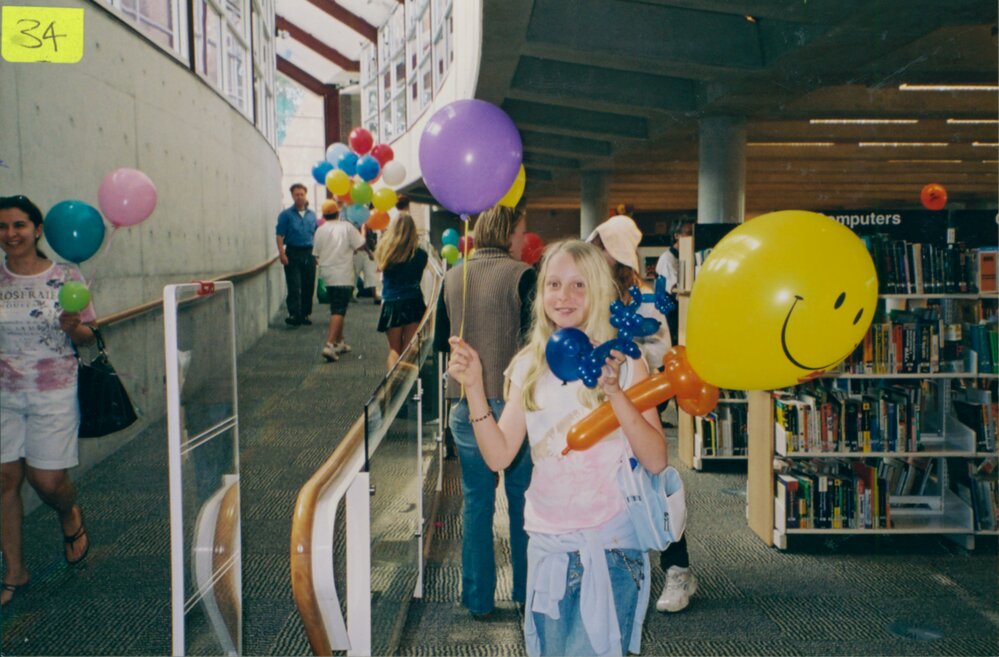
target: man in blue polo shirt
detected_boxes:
[276,183,318,326]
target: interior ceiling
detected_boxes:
[277,0,999,214]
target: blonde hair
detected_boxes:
[474,205,524,251]
[375,212,419,268]
[508,239,618,411]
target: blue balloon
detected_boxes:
[43,200,106,263]
[356,155,381,182]
[441,228,460,247]
[345,203,369,226]
[326,142,350,165]
[545,328,591,384]
[336,152,358,176]
[312,160,334,185]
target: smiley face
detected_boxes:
[685,210,879,390]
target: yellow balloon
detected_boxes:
[685,210,878,390]
[372,187,398,212]
[498,165,526,208]
[326,169,351,196]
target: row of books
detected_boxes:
[774,383,925,454]
[697,404,748,457]
[952,394,998,453]
[949,459,998,531]
[839,310,997,376]
[861,235,994,295]
[776,459,916,529]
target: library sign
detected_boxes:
[823,209,996,249]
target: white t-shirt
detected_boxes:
[313,220,364,286]
[655,248,680,292]
[0,261,96,393]
[506,354,639,534]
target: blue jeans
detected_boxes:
[449,398,533,614]
[533,549,644,657]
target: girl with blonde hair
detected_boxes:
[375,212,428,368]
[447,239,666,656]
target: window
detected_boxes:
[107,0,186,56]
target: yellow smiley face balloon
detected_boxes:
[686,210,878,390]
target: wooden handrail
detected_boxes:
[95,255,280,328]
[290,415,366,655]
[291,252,444,655]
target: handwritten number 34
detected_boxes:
[17,19,67,51]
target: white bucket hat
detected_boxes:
[586,214,643,274]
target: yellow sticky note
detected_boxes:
[2,6,84,64]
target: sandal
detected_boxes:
[1,580,29,607]
[63,506,90,565]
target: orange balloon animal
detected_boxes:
[564,346,718,454]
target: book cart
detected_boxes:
[744,211,998,549]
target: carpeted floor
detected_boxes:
[401,423,999,657]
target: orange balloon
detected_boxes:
[366,210,390,231]
[677,383,720,416]
[564,375,676,454]
[920,183,947,211]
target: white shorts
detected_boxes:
[1,386,80,469]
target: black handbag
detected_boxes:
[77,327,138,438]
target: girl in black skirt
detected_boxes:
[374,212,428,369]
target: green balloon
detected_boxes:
[441,244,459,265]
[59,281,91,313]
[351,181,373,206]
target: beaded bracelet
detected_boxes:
[470,412,491,423]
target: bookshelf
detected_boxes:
[746,271,998,549]
[675,227,746,470]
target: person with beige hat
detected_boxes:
[586,213,699,614]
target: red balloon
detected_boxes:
[521,232,545,265]
[336,192,352,205]
[458,235,474,254]
[366,210,390,231]
[349,128,374,155]
[920,183,947,211]
[371,144,394,166]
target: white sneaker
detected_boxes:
[656,566,697,612]
[333,341,351,354]
[322,343,339,362]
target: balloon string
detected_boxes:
[82,228,116,285]
[459,215,470,398]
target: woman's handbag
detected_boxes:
[77,327,138,438]
[617,454,687,551]
[316,277,330,304]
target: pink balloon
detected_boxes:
[98,168,157,228]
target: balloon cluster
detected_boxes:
[312,127,403,230]
[545,286,661,388]
[440,227,466,265]
[43,168,157,264]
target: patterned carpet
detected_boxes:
[402,423,999,657]
[2,296,997,656]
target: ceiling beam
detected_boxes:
[277,16,358,72]
[303,0,377,42]
[277,55,334,97]
[504,99,649,140]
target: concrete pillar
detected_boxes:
[697,116,746,224]
[580,171,609,237]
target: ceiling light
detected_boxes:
[747,142,835,147]
[858,142,948,147]
[810,118,918,125]
[972,142,999,147]
[744,15,757,23]
[887,159,962,164]
[947,118,999,124]
[898,83,999,92]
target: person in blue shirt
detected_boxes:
[275,183,318,326]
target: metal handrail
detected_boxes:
[290,249,444,656]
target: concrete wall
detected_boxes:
[0,0,285,497]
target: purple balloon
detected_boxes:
[419,100,523,215]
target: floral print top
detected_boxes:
[0,261,96,392]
